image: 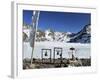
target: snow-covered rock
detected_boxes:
[35,29,72,42]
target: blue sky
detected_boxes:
[23,10,91,33]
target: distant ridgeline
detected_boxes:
[23,24,91,43]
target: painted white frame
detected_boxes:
[11,1,97,79]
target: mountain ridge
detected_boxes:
[23,24,91,43]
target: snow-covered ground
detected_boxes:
[23,41,90,59]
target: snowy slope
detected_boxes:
[23,42,90,59]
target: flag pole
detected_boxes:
[30,11,40,65]
[30,46,34,65]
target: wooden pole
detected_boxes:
[31,47,34,65]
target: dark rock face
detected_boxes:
[70,24,91,43]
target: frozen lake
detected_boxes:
[23,41,90,59]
